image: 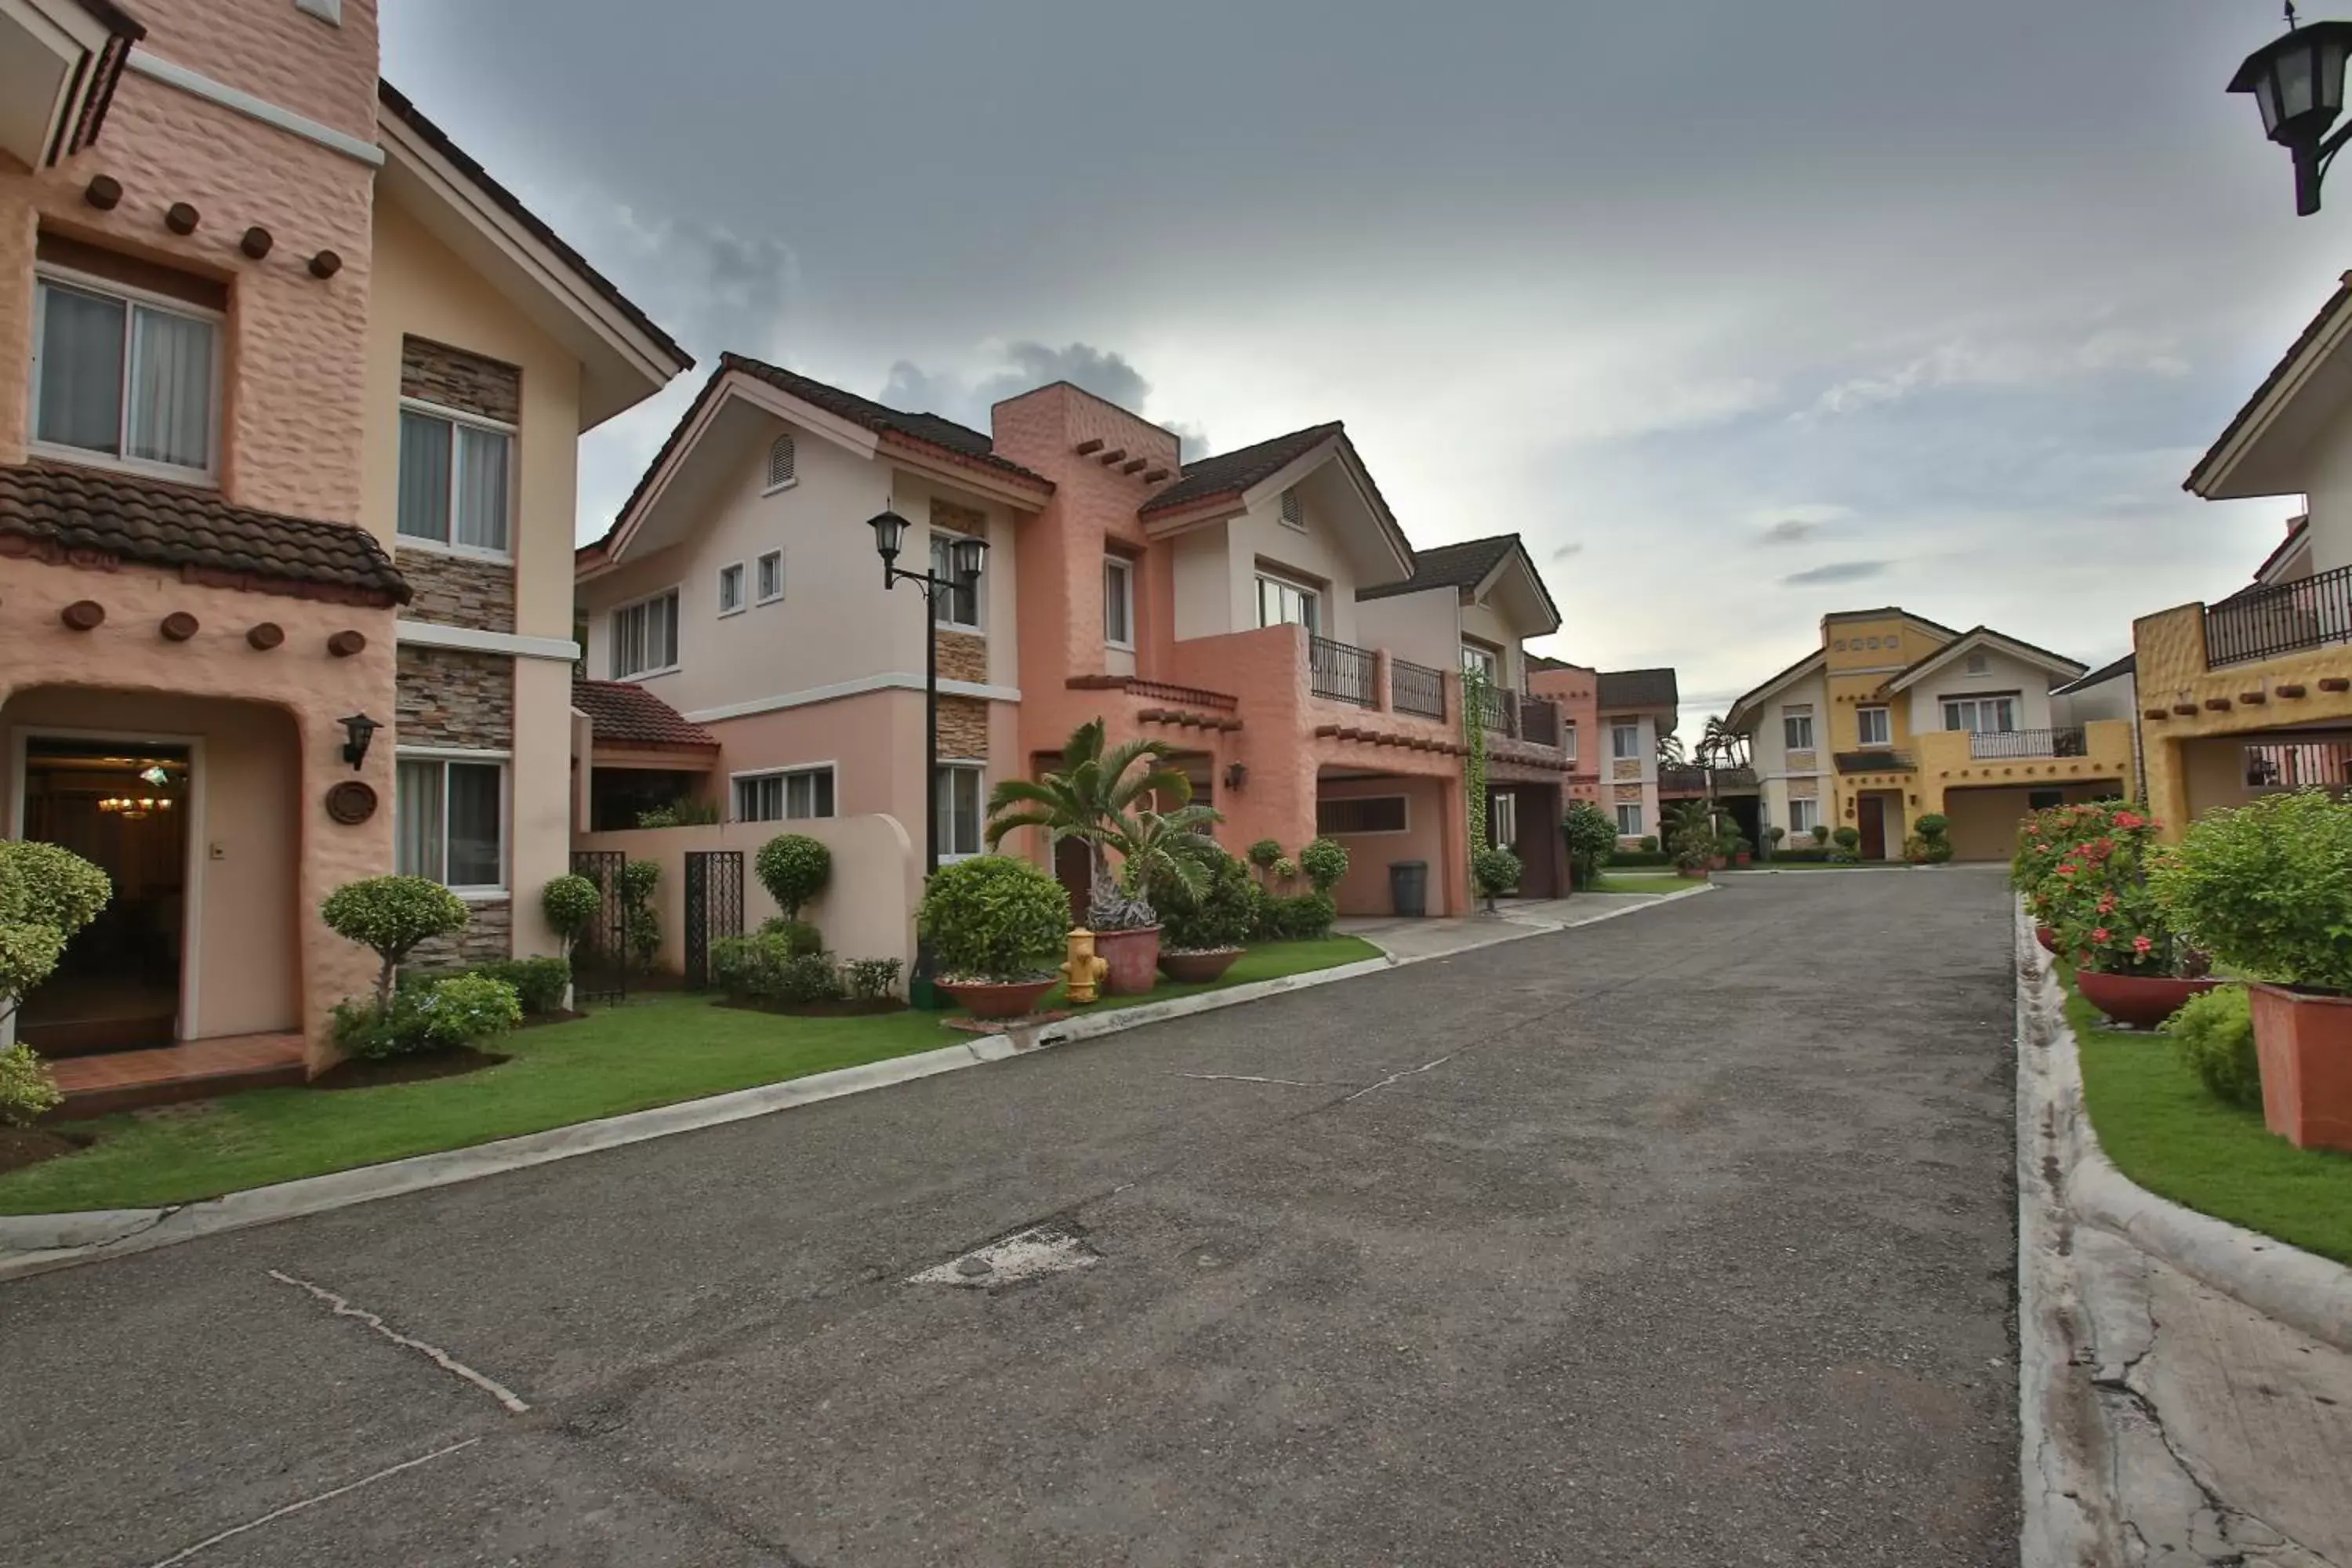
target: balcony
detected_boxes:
[1659,764,1759,796]
[1391,657,1447,720]
[1518,696,1560,748]
[1969,727,2086,760]
[1474,683,1517,734]
[1834,749,1915,774]
[2204,564,2352,668]
[1308,636,1378,707]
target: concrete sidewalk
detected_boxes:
[1338,884,1706,962]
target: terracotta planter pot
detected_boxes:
[1709,855,1729,870]
[1733,852,1751,867]
[1159,948,1243,985]
[2249,984,2352,1151]
[2075,967,2220,1032]
[939,978,1057,1020]
[2034,925,2058,954]
[1677,866,1710,880]
[1094,925,1162,996]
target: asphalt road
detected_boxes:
[1,869,2021,1567]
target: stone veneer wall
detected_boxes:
[396,548,516,633]
[401,336,522,423]
[396,645,515,748]
[929,499,990,683]
[938,695,991,760]
[413,902,514,970]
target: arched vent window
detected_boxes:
[767,434,797,489]
[1279,488,1305,528]
[1965,652,1989,675]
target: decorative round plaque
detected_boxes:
[325,780,378,825]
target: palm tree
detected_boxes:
[983,719,1222,927]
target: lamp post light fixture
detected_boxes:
[2230,3,2352,215]
[866,510,988,880]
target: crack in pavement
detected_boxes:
[267,1269,532,1414]
[140,1436,481,1567]
[1178,1072,1322,1088]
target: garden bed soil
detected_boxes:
[309,1049,510,1092]
[715,996,909,1018]
[0,1126,91,1176]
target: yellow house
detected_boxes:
[1728,608,2138,862]
[2134,270,2352,831]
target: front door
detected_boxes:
[1857,794,1887,861]
[1055,834,1093,920]
[16,739,191,1054]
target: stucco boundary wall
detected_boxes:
[573,815,921,976]
[2015,895,2352,1349]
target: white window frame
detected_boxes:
[1103,556,1135,650]
[1856,706,1891,747]
[395,395,517,561]
[717,561,747,618]
[935,760,985,862]
[1788,797,1820,835]
[1610,720,1640,760]
[609,586,681,681]
[1942,694,2018,734]
[1562,720,1578,762]
[1615,803,1643,836]
[755,549,784,605]
[394,748,510,899]
[1490,789,1519,848]
[1316,793,1411,836]
[30,264,224,486]
[731,763,838,824]
[1461,643,1501,686]
[930,530,984,631]
[763,432,798,494]
[1255,569,1320,634]
[1783,709,1815,751]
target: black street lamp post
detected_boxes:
[2230,4,2352,215]
[868,508,987,882]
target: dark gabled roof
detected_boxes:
[1885,624,2085,688]
[722,354,1050,487]
[0,463,408,604]
[572,680,718,750]
[2052,652,2136,697]
[1820,604,1967,641]
[376,80,691,375]
[2187,274,2352,495]
[1138,422,1342,517]
[1597,667,1679,710]
[1526,652,1589,673]
[1725,647,1828,727]
[584,354,1054,561]
[1358,535,1514,601]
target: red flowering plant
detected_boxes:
[2012,800,2128,928]
[2038,810,2204,977]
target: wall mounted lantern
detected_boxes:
[339,713,381,771]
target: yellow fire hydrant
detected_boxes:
[1061,928,1110,1004]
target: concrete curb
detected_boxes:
[0,887,1715,1282]
[2020,906,2352,1355]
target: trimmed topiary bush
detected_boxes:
[0,1043,64,1126]
[757,916,826,956]
[2153,789,2352,994]
[333,972,519,1059]
[1810,824,1831,845]
[2163,984,2260,1109]
[1298,837,1350,895]
[918,855,1071,982]
[1247,838,1283,871]
[1639,835,1661,853]
[1473,844,1523,907]
[619,859,661,971]
[322,875,469,1013]
[1563,800,1617,888]
[474,956,570,1017]
[542,874,601,957]
[755,833,832,922]
[1152,848,1258,951]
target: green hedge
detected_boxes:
[1603,850,1674,868]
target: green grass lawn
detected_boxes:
[0,937,1378,1216]
[2061,972,2352,1266]
[1587,872,1695,895]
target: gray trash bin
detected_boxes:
[1388,859,1428,917]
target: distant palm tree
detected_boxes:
[1654,731,1688,768]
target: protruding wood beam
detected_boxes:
[1121,458,1147,474]
[1074,438,1104,455]
[1143,468,1170,483]
[1095,448,1127,466]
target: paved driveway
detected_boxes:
[0,869,2020,1566]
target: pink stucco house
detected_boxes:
[0,0,688,1102]
[575,366,1581,931]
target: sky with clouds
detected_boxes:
[383,0,2338,720]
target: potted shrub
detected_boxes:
[2154,789,2352,1149]
[1666,802,1715,879]
[917,855,1071,1018]
[1472,845,1523,912]
[1830,826,1862,864]
[2044,807,2216,1029]
[2015,801,2124,952]
[984,719,1224,994]
[1912,812,1954,864]
[755,833,832,956]
[1152,848,1256,983]
[1730,835,1753,868]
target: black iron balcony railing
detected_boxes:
[1518,696,1562,748]
[2244,739,2352,792]
[2205,562,2352,668]
[1392,658,1447,720]
[1477,684,1520,735]
[1657,764,1760,794]
[1309,635,1378,707]
[1970,727,2087,760]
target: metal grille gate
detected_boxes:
[684,851,745,989]
[569,849,629,1005]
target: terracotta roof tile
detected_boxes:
[722,354,1051,487]
[572,679,718,750]
[0,463,408,603]
[1138,422,1342,517]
